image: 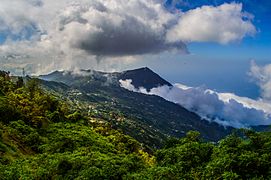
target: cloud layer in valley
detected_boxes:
[119,79,271,128]
[0,0,256,74]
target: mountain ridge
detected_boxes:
[40,67,172,91]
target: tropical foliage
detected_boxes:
[0,71,270,179]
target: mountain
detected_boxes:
[40,68,234,148]
[2,72,271,179]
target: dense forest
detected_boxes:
[0,70,271,179]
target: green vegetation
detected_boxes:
[129,130,271,179]
[0,71,153,179]
[0,70,271,179]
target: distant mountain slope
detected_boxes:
[252,125,271,132]
[40,68,234,148]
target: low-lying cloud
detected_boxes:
[0,0,255,74]
[119,79,271,128]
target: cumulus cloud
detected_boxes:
[0,1,255,74]
[119,79,271,128]
[0,0,39,37]
[56,0,189,56]
[0,0,186,74]
[166,3,256,44]
[249,61,271,101]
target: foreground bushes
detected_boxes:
[0,121,148,179]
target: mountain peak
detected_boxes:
[119,67,172,90]
[133,67,151,71]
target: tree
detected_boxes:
[25,78,41,99]
[16,77,24,89]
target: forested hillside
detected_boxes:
[0,71,154,179]
[1,71,271,179]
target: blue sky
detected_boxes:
[154,0,271,98]
[163,0,271,61]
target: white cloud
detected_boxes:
[166,3,256,44]
[218,92,271,113]
[119,79,137,92]
[0,1,256,74]
[0,0,186,74]
[249,61,271,101]
[120,79,271,128]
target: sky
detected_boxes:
[0,0,271,126]
[134,0,271,99]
